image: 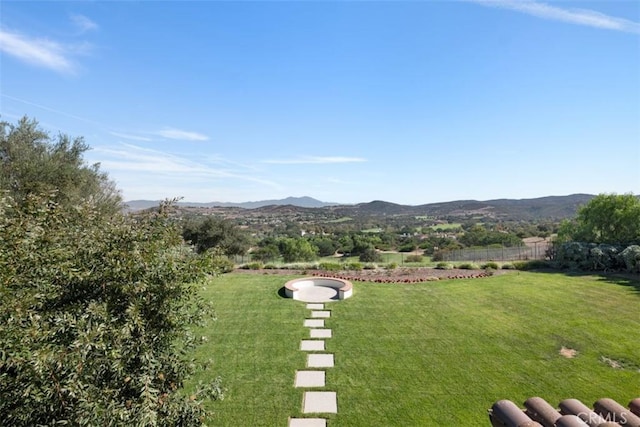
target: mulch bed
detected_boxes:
[234,267,508,283]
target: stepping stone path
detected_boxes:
[288,303,338,427]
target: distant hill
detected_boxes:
[324,194,597,220]
[124,193,604,221]
[124,196,336,211]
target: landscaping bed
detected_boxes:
[234,266,508,282]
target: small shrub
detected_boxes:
[363,263,377,270]
[512,260,552,271]
[244,262,263,270]
[319,262,342,272]
[346,262,363,271]
[282,263,317,270]
[619,245,640,273]
[207,249,236,273]
[214,259,235,273]
[405,254,423,263]
[263,264,277,269]
[431,250,445,262]
[398,243,417,252]
[359,247,382,263]
[457,263,478,270]
[435,262,451,270]
[386,262,398,270]
[501,263,516,270]
[481,262,499,270]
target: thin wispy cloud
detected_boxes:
[1,93,111,128]
[263,156,367,165]
[472,0,640,34]
[109,131,153,142]
[156,128,209,141]
[70,14,98,33]
[94,144,279,188]
[0,29,75,73]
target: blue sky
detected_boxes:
[1,1,639,205]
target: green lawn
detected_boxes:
[318,252,434,266]
[187,272,640,426]
[428,222,462,231]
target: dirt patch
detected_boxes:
[559,346,578,358]
[601,356,622,368]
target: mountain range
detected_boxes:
[125,196,334,211]
[125,194,602,221]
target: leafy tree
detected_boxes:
[359,245,382,263]
[459,224,522,247]
[0,117,121,214]
[0,195,223,426]
[278,237,318,262]
[336,234,354,254]
[557,193,640,246]
[182,216,250,255]
[0,117,222,425]
[311,237,338,257]
[251,244,280,262]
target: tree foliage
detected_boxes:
[0,195,222,426]
[278,237,318,263]
[182,216,250,255]
[0,117,222,426]
[458,224,522,248]
[0,117,121,214]
[558,193,640,246]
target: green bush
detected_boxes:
[211,255,236,273]
[398,243,417,252]
[512,260,552,270]
[481,262,499,270]
[619,245,640,273]
[319,262,342,272]
[405,254,423,263]
[359,246,382,263]
[386,262,398,270]
[457,263,478,270]
[282,263,318,270]
[435,262,451,270]
[501,263,516,270]
[431,250,445,262]
[0,196,222,426]
[263,264,278,269]
[346,262,363,271]
[243,261,264,270]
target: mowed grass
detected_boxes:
[187,272,640,426]
[318,252,434,266]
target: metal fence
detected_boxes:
[440,241,550,263]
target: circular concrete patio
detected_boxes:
[284,277,353,303]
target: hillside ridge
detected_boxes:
[125,193,604,220]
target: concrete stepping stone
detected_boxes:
[307,354,334,368]
[310,329,332,339]
[303,391,337,414]
[289,418,327,427]
[306,303,324,310]
[295,370,325,387]
[311,310,330,318]
[300,340,325,351]
[304,319,324,328]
